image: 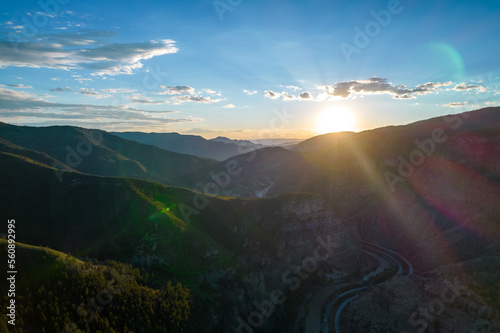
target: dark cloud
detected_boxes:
[50,86,74,93]
[264,89,312,101]
[452,83,488,92]
[264,90,280,99]
[5,84,32,89]
[298,91,312,99]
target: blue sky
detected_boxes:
[1,0,499,139]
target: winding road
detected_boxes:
[255,181,275,198]
[299,241,413,333]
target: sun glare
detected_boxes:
[315,108,356,134]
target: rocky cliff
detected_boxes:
[338,256,500,332]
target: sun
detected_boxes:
[315,107,356,134]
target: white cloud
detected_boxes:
[281,92,297,101]
[0,32,178,76]
[264,90,314,101]
[282,85,301,91]
[102,88,136,94]
[128,93,168,104]
[0,87,192,126]
[264,90,281,99]
[80,88,110,98]
[443,102,467,108]
[451,83,488,93]
[184,128,214,134]
[264,78,456,102]
[159,85,195,95]
[158,85,224,104]
[243,89,258,95]
[171,95,224,105]
[3,84,33,89]
[70,74,93,83]
[202,88,217,94]
[223,104,235,108]
[34,11,56,18]
[320,77,452,99]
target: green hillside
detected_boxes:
[0,150,336,331]
[0,239,206,333]
[0,151,233,273]
[0,122,216,187]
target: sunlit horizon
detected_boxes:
[1,1,499,138]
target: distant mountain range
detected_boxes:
[112,131,265,161]
[0,122,216,187]
[209,135,263,147]
[251,138,303,146]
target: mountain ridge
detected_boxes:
[0,122,217,188]
[112,131,263,161]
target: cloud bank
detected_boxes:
[0,87,195,126]
[320,77,452,99]
[263,77,463,101]
[0,31,178,76]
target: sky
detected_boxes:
[0,0,499,139]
